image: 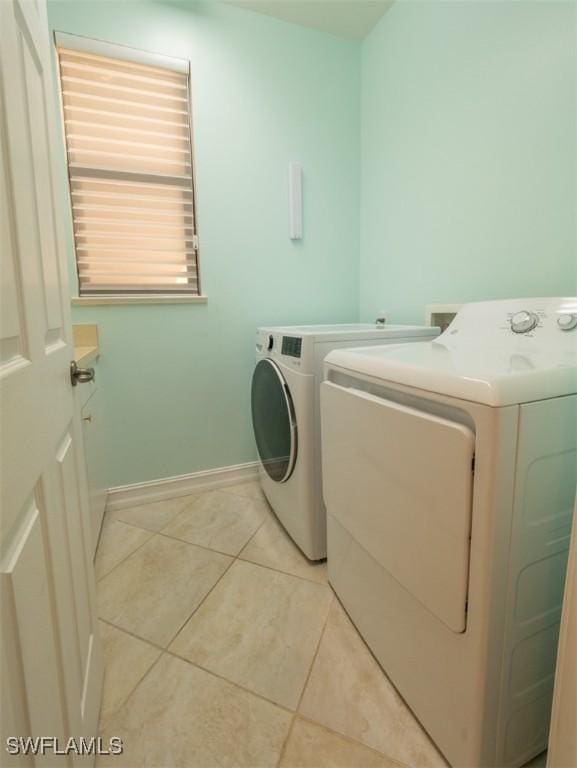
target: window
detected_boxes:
[55,34,200,297]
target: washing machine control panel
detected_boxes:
[281,336,302,358]
[255,330,310,369]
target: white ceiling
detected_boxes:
[223,1,394,40]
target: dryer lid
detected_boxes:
[325,298,577,407]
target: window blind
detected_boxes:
[56,44,199,295]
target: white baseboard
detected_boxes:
[105,460,260,512]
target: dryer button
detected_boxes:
[557,313,577,331]
[510,310,538,334]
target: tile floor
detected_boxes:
[94,481,547,768]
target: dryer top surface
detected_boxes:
[325,298,577,406]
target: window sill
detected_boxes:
[71,295,208,306]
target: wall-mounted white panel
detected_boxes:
[288,161,302,240]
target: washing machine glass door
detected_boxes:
[251,359,297,483]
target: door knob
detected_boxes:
[70,361,95,386]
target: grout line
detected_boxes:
[97,486,397,766]
[311,594,449,767]
[102,515,328,590]
[95,526,155,583]
[163,554,237,650]
[160,503,268,662]
[331,591,439,741]
[98,617,296,723]
[95,527,232,587]
[110,493,270,561]
[96,635,165,734]
[164,646,295,716]
[236,510,270,558]
[103,488,325,720]
[97,541,237,658]
[96,506,331,662]
[98,617,412,768]
[294,592,334,714]
[238,551,328,587]
[101,516,156,537]
[101,511,163,538]
[235,554,331,589]
[109,490,205,538]
[110,482,263,527]
[97,524,237,580]
[154,528,239,559]
[99,563,330,717]
[98,617,166,654]
[98,622,295,733]
[234,499,330,586]
[295,714,412,768]
[153,492,206,534]
[275,712,297,768]
[98,618,423,768]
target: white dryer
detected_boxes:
[250,323,439,560]
[320,298,577,767]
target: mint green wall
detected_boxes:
[47,1,360,487]
[359,1,577,323]
[48,0,575,488]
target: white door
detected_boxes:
[0,0,103,761]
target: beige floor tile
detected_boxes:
[162,490,269,555]
[95,520,152,581]
[299,601,447,767]
[170,559,333,709]
[98,535,231,647]
[97,653,291,768]
[240,512,327,584]
[98,621,161,728]
[112,494,199,532]
[221,479,265,500]
[281,718,399,768]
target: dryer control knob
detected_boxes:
[510,310,538,334]
[267,334,274,351]
[557,313,577,331]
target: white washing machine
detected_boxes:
[250,323,439,560]
[320,298,577,767]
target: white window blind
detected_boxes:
[56,41,199,295]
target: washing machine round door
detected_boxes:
[251,359,298,483]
